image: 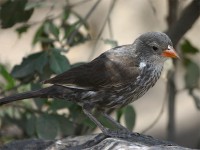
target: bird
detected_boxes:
[0,32,179,138]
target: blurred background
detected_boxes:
[0,0,200,148]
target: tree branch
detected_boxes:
[165,0,179,142]
[88,0,117,60]
[165,0,200,141]
[166,0,200,46]
[67,0,102,46]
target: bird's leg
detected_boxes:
[83,107,135,138]
[101,112,130,132]
[82,108,109,135]
[101,112,139,137]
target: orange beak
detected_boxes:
[162,45,180,59]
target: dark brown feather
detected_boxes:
[43,45,140,89]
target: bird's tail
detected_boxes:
[0,85,71,105]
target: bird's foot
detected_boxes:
[103,129,139,138]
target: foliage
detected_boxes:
[0,0,135,142]
[181,39,200,109]
[0,65,15,90]
[0,0,34,28]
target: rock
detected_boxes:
[0,133,191,150]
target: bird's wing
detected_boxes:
[43,45,140,90]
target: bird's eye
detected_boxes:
[152,46,158,51]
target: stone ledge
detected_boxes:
[0,133,191,150]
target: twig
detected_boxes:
[165,0,179,141]
[67,0,102,46]
[7,103,43,114]
[166,70,176,141]
[0,84,22,96]
[88,0,117,60]
[95,0,115,40]
[69,0,92,8]
[148,0,157,15]
[108,16,114,39]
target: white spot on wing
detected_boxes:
[61,84,89,90]
[139,62,146,69]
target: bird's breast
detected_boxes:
[135,64,163,88]
[104,64,163,108]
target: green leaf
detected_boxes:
[49,49,70,74]
[32,24,45,46]
[57,115,74,135]
[62,8,70,21]
[82,116,96,129]
[124,105,136,131]
[0,0,34,28]
[31,83,47,109]
[16,24,30,37]
[47,21,59,39]
[34,52,48,74]
[116,108,124,123]
[68,104,82,119]
[181,39,199,54]
[26,114,36,136]
[34,98,47,109]
[63,23,77,40]
[49,99,71,112]
[0,64,15,90]
[36,114,59,139]
[32,21,59,47]
[98,115,116,129]
[25,1,45,10]
[66,101,79,112]
[62,21,90,46]
[11,51,48,79]
[184,61,200,89]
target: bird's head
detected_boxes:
[134,32,179,64]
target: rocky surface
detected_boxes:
[0,133,192,150]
